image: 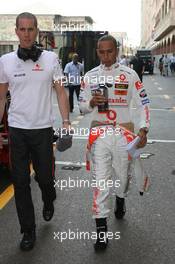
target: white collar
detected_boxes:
[100,62,119,71]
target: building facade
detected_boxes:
[141,0,175,55]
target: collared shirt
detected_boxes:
[170,56,175,63]
[64,61,84,85]
[0,50,63,129]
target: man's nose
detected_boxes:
[103,52,109,59]
[24,29,30,36]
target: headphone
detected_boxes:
[17,44,43,62]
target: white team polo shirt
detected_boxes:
[0,50,63,129]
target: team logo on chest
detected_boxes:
[32,63,44,71]
[113,73,129,97]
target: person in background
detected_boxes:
[170,53,175,74]
[79,35,150,250]
[119,54,128,66]
[64,53,84,113]
[159,54,164,75]
[0,12,70,251]
[162,54,170,76]
[129,54,145,82]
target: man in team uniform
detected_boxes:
[79,35,150,250]
[0,12,70,251]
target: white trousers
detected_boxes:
[91,131,130,219]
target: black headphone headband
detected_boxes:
[17,45,43,62]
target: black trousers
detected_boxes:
[9,127,56,233]
[137,73,143,82]
[68,85,81,111]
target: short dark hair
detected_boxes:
[97,35,118,49]
[16,12,38,28]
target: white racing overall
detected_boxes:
[79,62,150,218]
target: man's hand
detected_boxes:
[90,94,107,108]
[62,121,71,131]
[136,128,148,148]
[62,120,73,133]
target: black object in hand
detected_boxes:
[97,84,108,112]
[54,128,73,152]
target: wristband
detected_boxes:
[62,119,71,124]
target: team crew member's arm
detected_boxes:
[131,72,150,148]
[53,56,70,129]
[54,81,70,129]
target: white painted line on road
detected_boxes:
[157,87,163,90]
[55,161,86,166]
[149,108,174,111]
[154,82,159,85]
[148,139,175,143]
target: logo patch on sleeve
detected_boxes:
[135,81,143,90]
[141,98,150,105]
[139,89,147,98]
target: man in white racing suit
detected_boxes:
[79,35,150,250]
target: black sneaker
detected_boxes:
[114,196,126,219]
[20,229,36,251]
[43,203,54,221]
[94,226,108,251]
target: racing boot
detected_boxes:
[114,196,126,219]
[94,218,108,251]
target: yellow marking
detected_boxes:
[0,184,14,209]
